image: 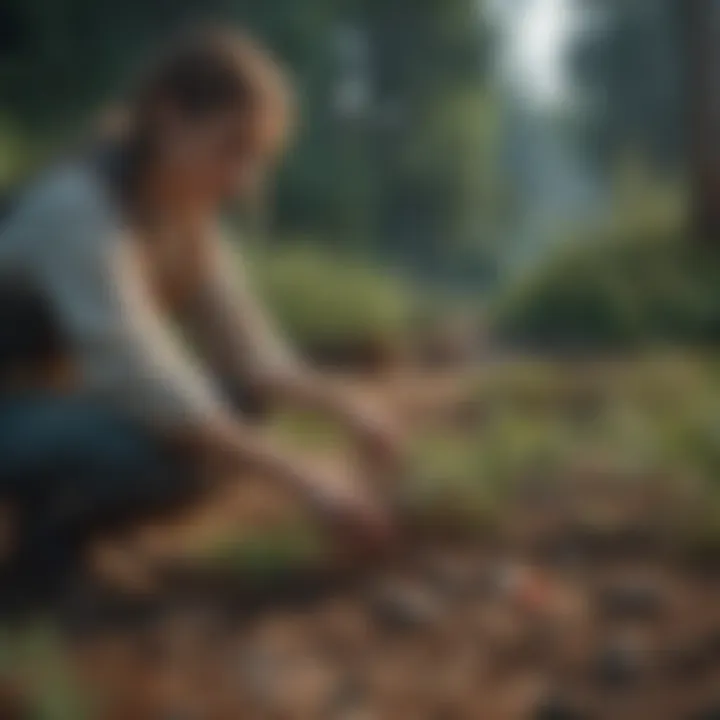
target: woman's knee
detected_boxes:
[1,396,192,505]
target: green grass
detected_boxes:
[194,518,329,580]
[0,623,89,720]
[196,355,720,570]
[405,355,720,530]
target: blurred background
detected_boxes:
[1,1,720,719]
[0,0,706,359]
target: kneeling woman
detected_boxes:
[0,28,399,599]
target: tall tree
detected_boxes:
[570,0,683,174]
[683,0,720,241]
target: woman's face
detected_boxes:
[152,106,279,210]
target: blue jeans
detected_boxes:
[0,393,200,602]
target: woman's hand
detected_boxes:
[302,469,396,557]
[193,414,397,556]
[260,370,406,479]
[342,397,406,480]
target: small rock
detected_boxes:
[368,582,443,632]
[236,646,286,709]
[476,562,527,600]
[326,676,371,720]
[534,695,592,720]
[703,628,720,660]
[482,563,576,623]
[667,641,709,678]
[422,555,473,597]
[688,705,720,720]
[666,627,720,680]
[598,581,665,621]
[278,655,338,715]
[595,637,646,690]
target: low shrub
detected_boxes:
[251,245,416,368]
[493,226,720,351]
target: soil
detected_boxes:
[57,506,720,720]
[3,371,720,720]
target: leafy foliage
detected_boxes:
[253,244,415,364]
[494,191,720,350]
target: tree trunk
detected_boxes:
[685,0,720,241]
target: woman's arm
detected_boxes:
[184,234,404,472]
[182,233,299,397]
[18,171,391,550]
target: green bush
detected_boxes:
[493,225,720,350]
[252,245,416,366]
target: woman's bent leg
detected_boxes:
[0,394,201,605]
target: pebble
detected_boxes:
[534,695,593,720]
[688,705,720,720]
[598,581,665,621]
[368,582,443,632]
[703,628,720,660]
[667,641,709,678]
[475,562,528,601]
[422,555,473,598]
[236,646,286,709]
[595,637,646,690]
[326,676,372,720]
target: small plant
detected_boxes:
[197,519,329,581]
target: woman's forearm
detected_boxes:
[172,412,395,554]
[254,368,404,482]
[178,412,327,501]
[255,366,355,421]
